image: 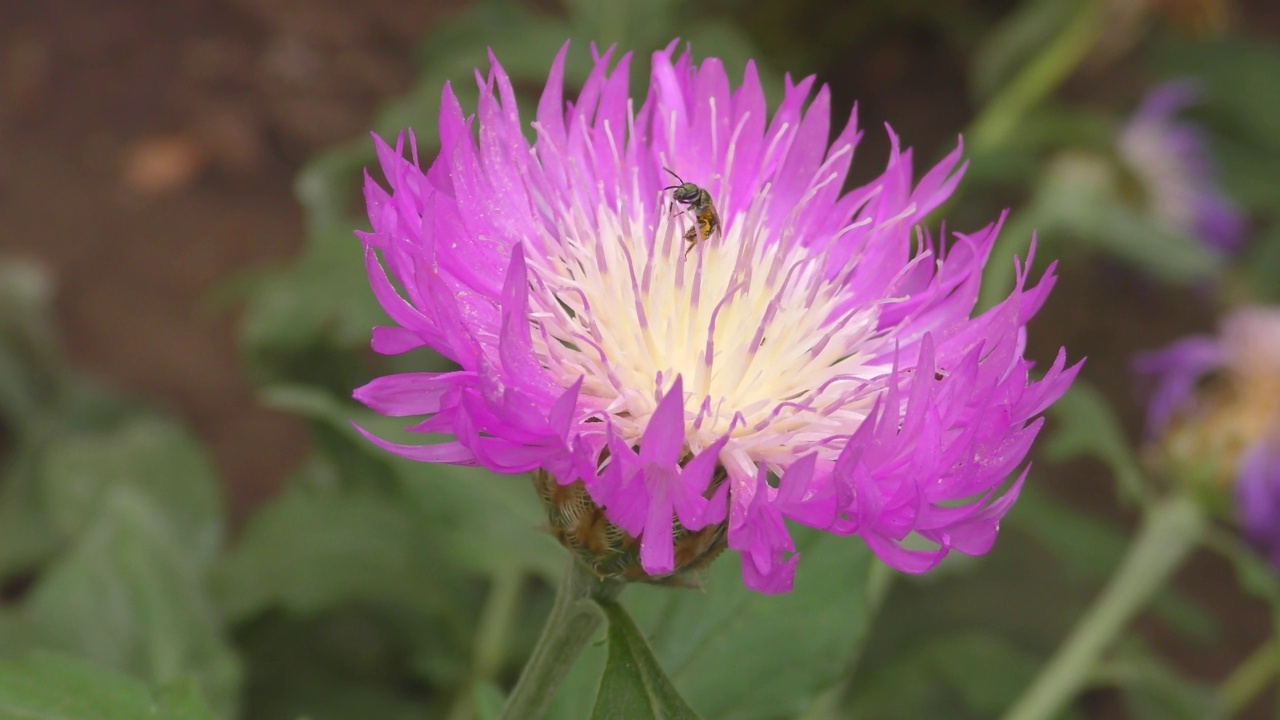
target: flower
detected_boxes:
[1136,307,1280,553]
[1237,442,1280,566]
[1118,80,1246,252]
[353,42,1079,593]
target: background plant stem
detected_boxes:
[967,0,1105,152]
[1000,494,1205,720]
[1219,637,1278,716]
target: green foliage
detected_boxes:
[1239,225,1280,303]
[591,601,702,720]
[970,0,1081,103]
[0,261,238,715]
[11,419,241,717]
[1010,491,1218,644]
[473,681,507,720]
[1151,37,1280,159]
[1028,153,1222,282]
[1104,642,1226,720]
[0,653,219,720]
[258,384,563,580]
[1045,383,1148,505]
[540,530,873,720]
[624,530,872,720]
[214,490,469,621]
[848,632,1044,720]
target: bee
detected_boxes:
[662,168,721,255]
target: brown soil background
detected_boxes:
[0,0,456,519]
[0,1,1276,717]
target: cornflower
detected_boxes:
[354,42,1079,593]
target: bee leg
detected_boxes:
[683,225,702,258]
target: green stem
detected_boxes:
[1219,638,1278,716]
[966,0,1105,153]
[475,571,524,680]
[1000,494,1205,720]
[498,558,624,720]
[446,571,525,720]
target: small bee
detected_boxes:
[662,168,721,255]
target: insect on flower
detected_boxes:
[662,168,721,255]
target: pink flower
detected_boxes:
[353,42,1079,593]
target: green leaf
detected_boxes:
[848,633,1042,720]
[1009,490,1218,644]
[1238,223,1280,303]
[547,531,874,720]
[263,384,562,580]
[22,484,241,716]
[1211,134,1280,211]
[236,608,452,720]
[847,531,1093,720]
[970,0,1079,102]
[592,601,702,720]
[153,677,224,720]
[1027,153,1222,284]
[1150,36,1280,156]
[237,224,387,387]
[624,529,872,720]
[36,418,223,565]
[262,385,403,495]
[2,417,239,714]
[544,622,607,720]
[0,652,218,720]
[472,681,506,720]
[0,447,63,578]
[1207,528,1280,606]
[1103,644,1226,720]
[214,489,468,622]
[1045,382,1148,504]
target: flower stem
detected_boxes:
[1000,494,1205,720]
[967,0,1104,152]
[498,557,624,720]
[1219,638,1278,716]
[446,570,525,720]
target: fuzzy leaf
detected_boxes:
[22,485,241,716]
[0,653,218,720]
[213,489,467,622]
[623,529,873,720]
[261,384,562,580]
[592,601,701,720]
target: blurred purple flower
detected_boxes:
[1118,80,1246,252]
[1137,307,1280,559]
[1237,442,1280,566]
[352,42,1079,593]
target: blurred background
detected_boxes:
[1,0,1279,718]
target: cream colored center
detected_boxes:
[525,195,891,466]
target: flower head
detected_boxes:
[1136,306,1280,557]
[354,42,1079,593]
[1118,80,1246,252]
[1236,442,1280,566]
